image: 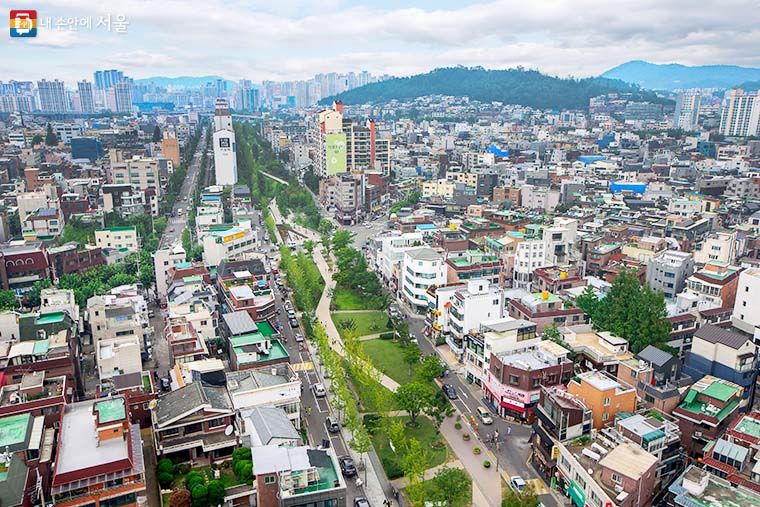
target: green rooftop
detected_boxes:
[294,456,340,495]
[234,339,289,365]
[229,332,266,348]
[531,292,561,304]
[680,395,740,422]
[257,321,276,337]
[36,312,65,325]
[703,381,739,402]
[101,226,136,233]
[0,414,31,449]
[175,261,192,269]
[32,339,49,355]
[735,416,760,439]
[94,397,127,424]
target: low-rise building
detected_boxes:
[462,318,538,386]
[567,370,637,430]
[94,226,139,252]
[401,247,447,312]
[201,223,258,267]
[616,345,692,414]
[227,364,301,430]
[607,412,682,482]
[507,290,586,333]
[668,466,760,507]
[560,325,633,375]
[685,261,742,310]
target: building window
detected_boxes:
[602,412,609,421]
[611,473,622,484]
[208,417,226,428]
[264,476,276,484]
[603,397,610,406]
[509,375,520,386]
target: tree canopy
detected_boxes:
[576,270,671,353]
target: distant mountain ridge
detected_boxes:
[134,75,239,89]
[322,66,665,110]
[601,60,760,90]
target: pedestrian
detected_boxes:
[494,430,499,441]
[507,426,512,436]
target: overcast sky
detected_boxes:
[2,0,758,85]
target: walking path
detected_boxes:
[260,170,290,186]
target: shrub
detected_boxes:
[483,460,491,468]
[156,458,175,476]
[234,460,253,481]
[473,446,481,455]
[383,459,404,480]
[169,489,192,507]
[177,463,192,475]
[185,471,205,492]
[454,421,462,430]
[191,484,208,507]
[206,480,226,506]
[462,433,470,441]
[158,472,175,489]
[363,413,382,434]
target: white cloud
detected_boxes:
[3,0,760,83]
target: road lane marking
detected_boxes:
[292,361,314,372]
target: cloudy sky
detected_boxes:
[2,0,758,85]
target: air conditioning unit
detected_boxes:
[614,485,624,493]
[694,431,702,438]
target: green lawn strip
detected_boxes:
[403,475,472,507]
[361,338,416,385]
[370,416,450,479]
[333,311,392,338]
[333,287,384,311]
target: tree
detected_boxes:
[45,123,58,146]
[575,285,599,319]
[7,213,21,237]
[416,355,444,382]
[348,424,373,481]
[169,489,192,507]
[318,218,333,235]
[0,290,18,310]
[303,240,315,255]
[395,382,433,426]
[185,471,205,492]
[332,229,354,250]
[402,438,430,504]
[191,484,208,507]
[152,125,162,142]
[542,322,561,342]
[31,133,44,146]
[502,489,540,507]
[403,343,421,375]
[206,480,226,506]
[25,279,51,308]
[431,467,471,507]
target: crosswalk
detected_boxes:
[525,478,551,496]
[292,361,314,372]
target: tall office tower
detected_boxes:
[94,69,124,90]
[213,99,237,186]
[77,80,95,113]
[720,88,760,137]
[674,91,701,131]
[114,80,133,113]
[37,79,69,113]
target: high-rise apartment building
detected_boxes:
[674,91,701,130]
[77,80,95,113]
[213,98,238,186]
[720,88,760,137]
[114,80,133,113]
[93,69,124,90]
[37,79,68,113]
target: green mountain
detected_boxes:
[602,60,760,90]
[321,67,662,110]
[134,75,238,89]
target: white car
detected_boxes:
[510,476,526,493]
[476,406,494,425]
[312,383,326,397]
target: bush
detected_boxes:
[363,413,382,434]
[158,472,175,489]
[483,460,491,468]
[473,446,481,455]
[384,460,404,480]
[191,484,208,507]
[454,421,462,430]
[156,458,175,476]
[169,489,192,507]
[207,480,226,506]
[185,471,205,492]
[462,433,470,441]
[177,463,192,475]
[233,460,253,481]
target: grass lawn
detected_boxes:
[333,311,392,338]
[403,475,472,507]
[361,338,416,385]
[171,465,243,490]
[333,287,384,311]
[370,416,450,479]
[343,361,399,413]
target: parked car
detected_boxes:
[294,333,305,343]
[289,318,299,328]
[477,406,494,425]
[287,310,297,320]
[312,383,326,397]
[509,476,526,493]
[284,301,293,311]
[354,498,371,507]
[338,455,357,477]
[442,384,457,400]
[160,377,171,392]
[326,416,341,433]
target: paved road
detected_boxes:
[160,129,207,249]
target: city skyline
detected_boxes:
[2,0,759,84]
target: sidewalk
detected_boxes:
[439,417,502,507]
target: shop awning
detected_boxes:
[568,480,586,507]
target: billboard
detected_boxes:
[325,133,347,175]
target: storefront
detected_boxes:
[567,480,586,507]
[484,383,527,420]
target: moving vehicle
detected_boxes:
[338,455,357,477]
[294,333,305,343]
[326,416,341,433]
[442,384,457,400]
[509,476,526,493]
[312,383,326,397]
[353,498,371,507]
[477,406,494,425]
